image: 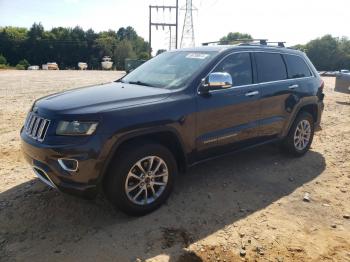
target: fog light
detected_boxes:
[58,158,78,172]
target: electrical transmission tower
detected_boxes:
[180,0,197,48]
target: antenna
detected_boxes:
[180,0,197,48]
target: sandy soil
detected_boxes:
[0,71,349,262]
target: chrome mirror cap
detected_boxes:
[208,72,233,89]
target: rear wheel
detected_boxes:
[104,142,177,216]
[282,111,315,156]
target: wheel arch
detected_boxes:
[282,100,319,137]
[99,127,188,188]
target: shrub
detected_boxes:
[17,59,30,69]
[16,64,26,70]
[138,51,150,60]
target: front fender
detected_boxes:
[96,125,188,187]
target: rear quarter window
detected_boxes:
[284,54,312,79]
[255,52,287,83]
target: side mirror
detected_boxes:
[199,72,233,95]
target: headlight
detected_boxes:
[56,121,98,136]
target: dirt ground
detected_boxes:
[0,71,349,262]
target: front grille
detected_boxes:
[24,113,50,142]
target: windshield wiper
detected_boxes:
[127,80,154,87]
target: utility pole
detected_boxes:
[180,0,197,48]
[149,0,179,56]
[168,27,172,50]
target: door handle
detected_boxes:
[245,91,259,97]
[288,84,299,89]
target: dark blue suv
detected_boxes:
[21,42,324,215]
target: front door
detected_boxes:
[195,52,261,159]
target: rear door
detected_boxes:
[253,52,293,138]
[195,52,262,158]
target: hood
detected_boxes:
[35,82,172,115]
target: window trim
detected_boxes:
[197,50,315,94]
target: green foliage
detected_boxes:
[113,40,136,70]
[138,52,150,60]
[0,54,7,64]
[117,26,138,41]
[220,32,253,43]
[303,35,350,70]
[293,44,307,53]
[17,59,30,69]
[0,24,150,70]
[15,64,26,70]
[0,64,9,69]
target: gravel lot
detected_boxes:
[0,70,349,262]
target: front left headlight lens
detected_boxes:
[56,121,98,136]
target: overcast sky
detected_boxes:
[0,0,349,54]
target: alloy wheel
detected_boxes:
[293,119,311,151]
[125,156,169,205]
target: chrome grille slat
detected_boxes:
[38,119,50,142]
[32,118,40,137]
[24,112,50,142]
[37,119,46,139]
[25,114,33,131]
[28,115,36,133]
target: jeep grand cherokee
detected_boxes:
[21,43,324,215]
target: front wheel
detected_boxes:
[282,112,315,156]
[104,143,177,216]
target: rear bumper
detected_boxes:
[20,130,105,198]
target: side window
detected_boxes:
[213,53,253,86]
[284,54,312,79]
[255,52,287,83]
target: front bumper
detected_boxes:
[21,129,106,198]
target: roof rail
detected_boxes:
[202,39,286,48]
[268,41,286,47]
[202,39,268,46]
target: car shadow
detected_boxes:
[0,144,326,262]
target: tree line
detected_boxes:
[0,23,150,70]
[1,25,349,71]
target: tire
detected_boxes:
[104,142,177,216]
[282,111,315,157]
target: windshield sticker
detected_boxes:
[186,53,210,59]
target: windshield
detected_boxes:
[121,51,218,89]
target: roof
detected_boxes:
[173,44,304,55]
